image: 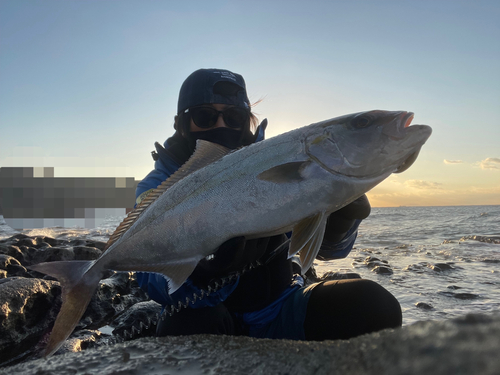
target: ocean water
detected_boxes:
[1,205,499,326]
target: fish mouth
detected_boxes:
[393,111,430,173]
[402,112,415,129]
[382,111,415,140]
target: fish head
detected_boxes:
[306,110,432,178]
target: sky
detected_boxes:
[1,0,499,207]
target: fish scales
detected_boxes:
[103,128,329,270]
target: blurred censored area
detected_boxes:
[0,167,137,230]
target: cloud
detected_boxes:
[480,157,500,170]
[404,180,443,190]
[444,159,463,164]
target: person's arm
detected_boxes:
[318,194,371,260]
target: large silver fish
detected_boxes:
[29,110,432,356]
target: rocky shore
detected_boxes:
[1,234,499,374]
[0,234,158,367]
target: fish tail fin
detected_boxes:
[28,260,100,357]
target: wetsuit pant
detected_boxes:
[156,278,402,340]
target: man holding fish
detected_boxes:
[32,66,434,356]
[134,68,403,340]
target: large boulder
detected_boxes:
[0,277,60,366]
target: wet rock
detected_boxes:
[30,246,99,265]
[0,234,30,243]
[363,256,393,274]
[39,236,63,247]
[415,302,434,310]
[0,235,105,267]
[110,300,162,340]
[453,293,480,300]
[430,263,455,272]
[66,239,106,250]
[320,271,361,281]
[481,258,500,264]
[395,244,411,249]
[459,235,500,244]
[32,246,77,263]
[439,291,480,300]
[57,329,107,355]
[0,278,61,366]
[0,270,149,366]
[305,266,362,284]
[372,265,393,275]
[72,246,103,260]
[364,256,382,264]
[403,263,426,273]
[14,237,39,248]
[0,234,152,367]
[0,255,28,277]
[0,245,28,265]
[77,272,149,331]
[364,256,389,268]
[85,241,107,251]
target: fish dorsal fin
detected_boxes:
[104,140,231,250]
[288,212,326,271]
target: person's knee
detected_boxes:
[305,278,402,340]
[354,279,402,329]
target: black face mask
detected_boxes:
[189,127,244,151]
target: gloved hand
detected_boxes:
[189,236,270,287]
[323,194,371,244]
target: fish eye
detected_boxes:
[351,116,371,129]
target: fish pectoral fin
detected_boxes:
[257,161,311,183]
[137,259,200,294]
[298,217,328,273]
[288,212,326,259]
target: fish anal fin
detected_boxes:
[121,258,201,294]
[257,161,311,184]
[288,212,325,259]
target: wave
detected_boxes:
[459,235,500,244]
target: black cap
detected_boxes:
[177,69,250,114]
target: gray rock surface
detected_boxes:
[0,235,150,366]
[1,313,499,375]
[110,300,162,339]
[0,278,60,365]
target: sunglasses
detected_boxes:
[185,106,249,129]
